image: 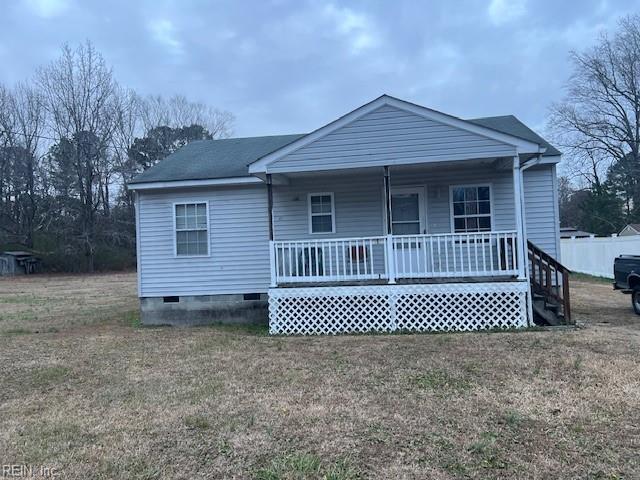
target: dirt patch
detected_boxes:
[0,273,639,479]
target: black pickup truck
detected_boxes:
[613,255,640,314]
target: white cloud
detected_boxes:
[148,18,183,56]
[488,0,527,26]
[323,4,379,54]
[24,0,70,18]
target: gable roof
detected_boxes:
[248,95,546,174]
[620,224,640,234]
[129,134,304,184]
[468,115,561,157]
[129,95,560,187]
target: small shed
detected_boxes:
[0,251,40,276]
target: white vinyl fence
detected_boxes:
[560,235,640,278]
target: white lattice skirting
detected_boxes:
[269,282,530,335]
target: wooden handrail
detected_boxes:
[527,240,572,323]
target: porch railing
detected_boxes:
[270,231,520,286]
[392,231,519,279]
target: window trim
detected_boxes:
[449,184,494,233]
[172,200,211,258]
[308,192,336,234]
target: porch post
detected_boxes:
[266,174,274,241]
[267,174,277,287]
[384,166,396,284]
[512,156,526,280]
[384,166,392,235]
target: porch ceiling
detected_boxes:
[277,156,509,180]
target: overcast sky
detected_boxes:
[1,0,639,138]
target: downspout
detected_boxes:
[518,153,544,326]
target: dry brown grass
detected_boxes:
[1,273,639,479]
[0,272,138,334]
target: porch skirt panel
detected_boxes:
[268,282,529,335]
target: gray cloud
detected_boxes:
[1,0,638,137]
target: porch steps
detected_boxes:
[532,294,565,326]
[528,241,572,326]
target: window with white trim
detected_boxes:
[308,193,335,234]
[175,202,209,256]
[452,185,491,232]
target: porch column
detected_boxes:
[384,166,396,284]
[266,174,274,240]
[512,156,526,280]
[267,174,277,287]
[384,166,392,235]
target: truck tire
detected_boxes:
[633,286,640,315]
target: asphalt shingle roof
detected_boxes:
[130,116,560,184]
[129,134,305,184]
[467,115,561,156]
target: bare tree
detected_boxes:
[37,41,119,270]
[549,14,640,196]
[138,94,234,138]
[0,82,47,247]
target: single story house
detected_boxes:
[619,224,640,236]
[128,95,570,334]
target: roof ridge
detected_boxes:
[203,133,306,142]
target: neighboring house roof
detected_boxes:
[560,227,594,238]
[129,134,305,184]
[467,115,561,157]
[130,95,560,185]
[619,224,640,235]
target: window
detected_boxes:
[175,202,209,256]
[308,193,335,234]
[451,185,491,233]
[390,188,424,235]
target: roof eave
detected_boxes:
[128,176,262,191]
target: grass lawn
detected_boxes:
[1,273,639,479]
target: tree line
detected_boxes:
[0,41,233,271]
[551,15,640,235]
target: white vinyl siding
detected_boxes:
[137,185,270,297]
[272,166,515,240]
[523,164,560,259]
[267,105,517,173]
[175,202,209,256]
[135,165,560,298]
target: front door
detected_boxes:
[390,187,426,235]
[390,187,427,276]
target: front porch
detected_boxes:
[251,97,546,335]
[264,159,532,335]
